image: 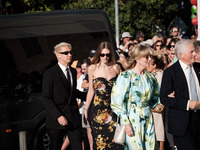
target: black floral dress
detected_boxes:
[88,77,124,150]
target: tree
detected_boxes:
[1,0,178,39]
[62,0,178,39]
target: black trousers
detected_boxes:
[173,110,200,150]
[48,127,82,150]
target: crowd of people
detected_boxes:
[42,26,200,150]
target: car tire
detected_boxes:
[33,123,50,150]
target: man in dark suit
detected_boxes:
[43,42,86,150]
[160,39,200,150]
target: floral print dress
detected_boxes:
[111,70,160,150]
[89,77,124,150]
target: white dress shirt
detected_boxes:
[58,62,73,88]
[179,60,200,110]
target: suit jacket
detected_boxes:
[43,64,86,130]
[160,61,200,136]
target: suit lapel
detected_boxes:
[70,66,76,90]
[175,61,188,88]
[55,64,71,92]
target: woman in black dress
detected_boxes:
[84,42,124,150]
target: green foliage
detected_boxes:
[23,0,52,12]
[2,0,178,39]
[62,0,178,39]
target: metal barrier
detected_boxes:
[19,131,27,150]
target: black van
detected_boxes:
[0,9,116,150]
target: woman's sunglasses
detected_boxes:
[156,44,163,47]
[100,53,111,57]
[170,45,175,48]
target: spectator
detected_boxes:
[117,45,123,55]
[152,32,165,44]
[80,58,93,150]
[81,58,91,76]
[88,49,96,64]
[167,38,180,66]
[146,50,166,150]
[135,30,145,43]
[165,36,173,47]
[141,39,154,47]
[120,32,132,46]
[119,32,133,53]
[170,26,182,40]
[194,40,200,63]
[156,32,165,43]
[116,51,129,72]
[153,40,164,51]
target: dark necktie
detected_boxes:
[66,68,71,88]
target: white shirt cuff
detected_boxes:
[186,100,190,111]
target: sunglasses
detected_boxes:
[100,53,111,57]
[156,44,162,47]
[59,51,72,55]
[170,45,175,48]
[172,30,178,32]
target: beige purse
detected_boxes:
[113,116,125,144]
[113,79,133,144]
[151,103,164,113]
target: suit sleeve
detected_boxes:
[160,68,188,110]
[76,89,87,101]
[42,71,62,120]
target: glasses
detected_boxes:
[172,30,178,33]
[133,42,138,45]
[59,51,72,55]
[156,44,162,47]
[170,45,175,48]
[100,53,111,57]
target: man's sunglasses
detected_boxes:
[100,53,111,57]
[59,51,72,55]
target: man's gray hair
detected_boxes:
[175,39,193,59]
[54,42,72,54]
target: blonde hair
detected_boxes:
[152,50,166,61]
[54,42,72,54]
[151,50,166,70]
[127,44,153,69]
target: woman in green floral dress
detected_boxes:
[111,44,160,150]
